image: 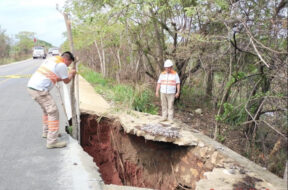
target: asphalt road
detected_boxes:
[0,58,151,190]
[0,59,75,190]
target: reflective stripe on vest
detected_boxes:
[36,56,64,84]
[161,70,177,74]
[37,66,58,84]
[160,80,176,86]
[160,70,177,87]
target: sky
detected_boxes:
[0,0,67,47]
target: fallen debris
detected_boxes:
[139,123,181,138]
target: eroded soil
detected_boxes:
[80,114,214,190]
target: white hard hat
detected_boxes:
[164,59,173,67]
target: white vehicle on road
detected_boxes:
[33,46,46,59]
[52,48,60,56]
[48,48,53,55]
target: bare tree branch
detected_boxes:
[262,120,288,141]
[275,0,287,16]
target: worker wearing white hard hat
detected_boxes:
[155,59,180,123]
[164,59,173,67]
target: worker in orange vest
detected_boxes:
[27,52,76,149]
[156,59,180,123]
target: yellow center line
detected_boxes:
[0,63,39,86]
[0,74,32,78]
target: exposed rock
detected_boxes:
[195,108,203,114]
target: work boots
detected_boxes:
[46,141,67,149]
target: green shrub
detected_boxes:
[79,65,108,86]
[133,87,158,114]
[112,84,134,105]
[79,64,158,114]
[216,103,248,125]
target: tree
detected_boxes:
[14,31,35,57]
[64,0,287,179]
[0,26,11,60]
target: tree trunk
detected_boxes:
[150,8,164,70]
[101,37,106,77]
[245,66,270,136]
[94,40,106,77]
[284,161,288,181]
[206,66,214,100]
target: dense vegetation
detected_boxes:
[0,28,52,65]
[79,64,158,114]
[1,0,286,177]
[61,0,287,177]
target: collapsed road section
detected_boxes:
[80,114,208,189]
[79,113,286,190]
[78,76,286,190]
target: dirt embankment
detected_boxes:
[80,114,216,190]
